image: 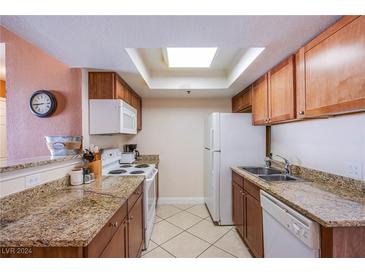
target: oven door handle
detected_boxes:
[145,168,158,183]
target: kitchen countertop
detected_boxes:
[134,154,159,165]
[0,175,144,247]
[231,167,365,227]
[0,155,82,174]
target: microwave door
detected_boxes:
[120,105,137,134]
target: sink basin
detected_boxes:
[258,174,299,182]
[239,166,282,175]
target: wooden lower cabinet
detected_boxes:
[232,182,245,238]
[100,218,128,258]
[86,186,144,258]
[245,193,264,257]
[232,171,263,257]
[127,193,144,258]
[320,226,365,258]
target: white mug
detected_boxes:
[70,168,83,186]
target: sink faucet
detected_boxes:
[271,153,291,175]
[264,154,272,168]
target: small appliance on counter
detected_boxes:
[121,144,140,163]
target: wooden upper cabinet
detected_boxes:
[297,16,365,118]
[268,55,296,123]
[89,72,116,99]
[252,74,269,125]
[115,78,128,100]
[232,86,252,113]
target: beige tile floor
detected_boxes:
[142,204,252,258]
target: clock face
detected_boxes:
[29,90,57,117]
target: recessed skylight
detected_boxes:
[166,47,218,68]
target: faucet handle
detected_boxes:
[264,155,272,168]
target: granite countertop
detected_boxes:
[78,175,145,199]
[0,176,144,247]
[0,155,82,174]
[134,154,159,165]
[231,167,365,228]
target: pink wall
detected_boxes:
[0,26,82,160]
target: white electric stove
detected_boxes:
[101,148,158,249]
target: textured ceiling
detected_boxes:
[0,15,341,98]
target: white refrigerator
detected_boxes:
[204,113,266,225]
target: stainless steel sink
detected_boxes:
[238,166,305,182]
[239,166,282,175]
[258,174,300,182]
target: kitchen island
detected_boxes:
[0,175,145,258]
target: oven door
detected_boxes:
[120,101,137,134]
[144,168,158,249]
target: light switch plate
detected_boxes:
[346,162,363,180]
[25,173,41,188]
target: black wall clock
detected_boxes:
[29,90,57,118]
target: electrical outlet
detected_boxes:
[346,162,363,180]
[25,173,41,188]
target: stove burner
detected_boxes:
[135,164,150,168]
[109,169,127,174]
[130,170,145,175]
[120,164,133,168]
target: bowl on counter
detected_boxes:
[45,136,82,156]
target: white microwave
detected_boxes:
[89,99,137,135]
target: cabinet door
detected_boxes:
[269,55,296,123]
[232,182,244,238]
[115,78,127,100]
[232,86,252,113]
[232,94,243,113]
[128,194,144,258]
[303,16,365,117]
[252,74,269,125]
[245,194,263,258]
[100,219,128,258]
[88,72,115,99]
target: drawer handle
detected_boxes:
[109,221,118,227]
[298,111,304,115]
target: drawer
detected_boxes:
[128,183,143,210]
[85,202,128,258]
[232,171,244,188]
[243,179,260,201]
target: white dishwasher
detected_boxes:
[260,190,320,258]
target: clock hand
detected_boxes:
[33,103,45,105]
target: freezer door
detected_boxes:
[205,150,220,223]
[204,113,220,151]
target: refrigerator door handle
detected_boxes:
[210,128,214,150]
[211,151,214,175]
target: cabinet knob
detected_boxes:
[298,111,304,115]
[129,215,134,221]
[109,221,118,227]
